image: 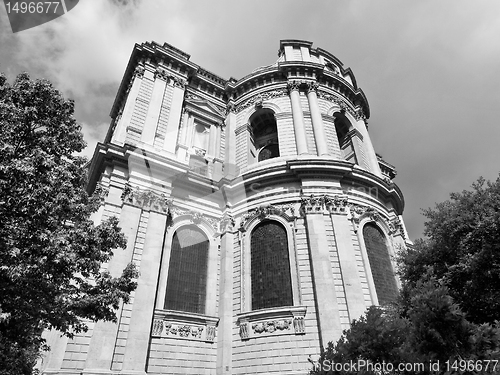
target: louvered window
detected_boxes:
[164,226,209,314]
[363,224,398,305]
[251,221,293,310]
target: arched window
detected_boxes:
[164,225,209,314]
[250,221,293,310]
[334,112,357,164]
[258,143,280,161]
[363,223,398,305]
[249,109,280,163]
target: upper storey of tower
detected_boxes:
[98,39,401,212]
[109,39,369,122]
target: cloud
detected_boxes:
[5,0,201,158]
[3,0,500,239]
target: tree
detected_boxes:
[311,176,500,374]
[0,73,138,374]
[399,176,500,325]
[312,281,500,374]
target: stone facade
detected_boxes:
[40,39,411,375]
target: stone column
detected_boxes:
[306,82,329,156]
[224,105,239,180]
[213,124,224,181]
[327,202,367,322]
[112,66,144,145]
[176,109,190,161]
[84,203,142,371]
[122,210,168,372]
[215,124,222,159]
[207,123,217,158]
[288,81,309,155]
[302,197,342,349]
[356,118,383,177]
[141,69,167,146]
[216,217,234,375]
[163,77,186,154]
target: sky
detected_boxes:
[1,0,499,240]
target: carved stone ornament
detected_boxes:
[191,211,204,224]
[317,91,357,118]
[240,203,296,229]
[219,214,235,233]
[233,89,287,113]
[151,318,163,336]
[193,147,207,157]
[225,103,236,115]
[155,68,169,81]
[185,92,200,101]
[133,65,145,78]
[239,321,250,340]
[324,195,349,214]
[170,75,186,89]
[121,184,172,214]
[151,318,217,342]
[389,217,406,240]
[354,107,366,121]
[287,80,302,93]
[206,325,217,342]
[301,194,350,215]
[252,319,292,334]
[165,321,203,338]
[301,195,324,214]
[170,207,219,231]
[293,316,306,334]
[349,204,396,235]
[306,81,319,94]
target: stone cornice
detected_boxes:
[121,184,172,214]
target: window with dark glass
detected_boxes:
[250,221,293,310]
[363,223,399,305]
[334,112,357,164]
[250,109,280,162]
[258,143,279,161]
[164,226,209,314]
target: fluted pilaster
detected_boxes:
[288,81,309,155]
[306,82,329,156]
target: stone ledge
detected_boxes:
[151,309,219,343]
[236,305,307,340]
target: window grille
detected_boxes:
[363,224,398,304]
[251,221,293,310]
[164,226,209,314]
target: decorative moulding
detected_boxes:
[300,194,349,215]
[236,306,306,340]
[233,88,288,113]
[121,184,172,214]
[151,309,219,343]
[239,203,296,231]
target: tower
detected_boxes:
[41,40,411,375]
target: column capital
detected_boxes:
[306,81,319,94]
[169,75,187,89]
[287,80,302,93]
[133,65,145,78]
[154,67,169,81]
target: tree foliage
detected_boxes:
[400,176,500,325]
[311,176,500,374]
[0,73,138,374]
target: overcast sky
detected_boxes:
[1,0,499,240]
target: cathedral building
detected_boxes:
[41,39,411,375]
